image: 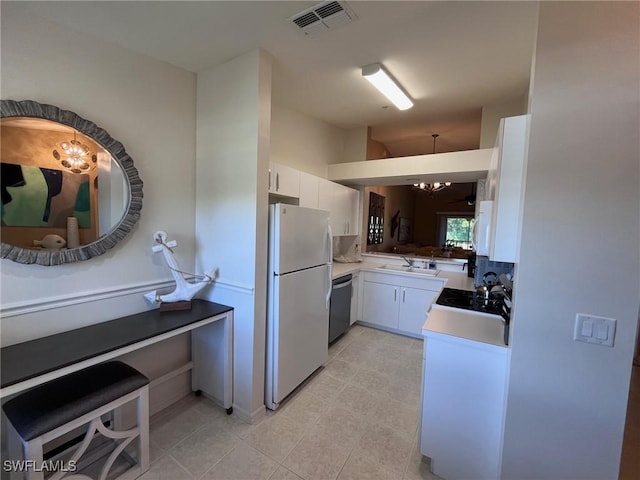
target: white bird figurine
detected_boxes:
[144,231,216,306]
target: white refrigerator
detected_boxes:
[266,204,332,410]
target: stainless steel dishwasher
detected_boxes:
[329,274,352,344]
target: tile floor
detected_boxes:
[139,325,441,480]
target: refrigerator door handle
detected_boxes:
[325,270,332,309]
[325,224,333,309]
[327,224,333,264]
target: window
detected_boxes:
[437,214,475,249]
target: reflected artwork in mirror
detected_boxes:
[367,192,385,245]
[1,100,143,265]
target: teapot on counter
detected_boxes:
[476,271,498,305]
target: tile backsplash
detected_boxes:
[333,235,361,263]
[474,256,514,287]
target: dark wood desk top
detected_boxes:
[1,300,233,389]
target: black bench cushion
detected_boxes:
[3,361,149,441]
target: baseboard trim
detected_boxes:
[355,320,422,339]
[225,403,266,424]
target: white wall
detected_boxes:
[342,127,368,163]
[0,4,197,344]
[270,104,345,178]
[502,2,639,478]
[479,95,529,149]
[195,49,271,422]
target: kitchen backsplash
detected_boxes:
[474,256,514,287]
[333,235,362,263]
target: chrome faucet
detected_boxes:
[401,256,414,267]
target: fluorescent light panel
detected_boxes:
[362,63,413,110]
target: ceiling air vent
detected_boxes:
[290,1,357,37]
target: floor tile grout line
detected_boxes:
[147,325,427,480]
[161,451,197,479]
[194,440,259,480]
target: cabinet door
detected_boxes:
[319,180,360,236]
[398,287,438,335]
[269,162,300,198]
[334,184,349,235]
[350,273,360,325]
[490,115,527,263]
[318,178,335,221]
[299,172,319,208]
[362,281,399,329]
[345,186,360,236]
[421,335,508,479]
[318,179,343,234]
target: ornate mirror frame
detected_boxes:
[1,99,143,266]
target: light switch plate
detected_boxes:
[574,313,616,347]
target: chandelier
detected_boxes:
[52,130,97,174]
[413,134,451,193]
[413,181,452,193]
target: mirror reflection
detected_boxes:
[0,99,142,266]
[1,117,128,250]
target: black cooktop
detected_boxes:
[435,287,504,318]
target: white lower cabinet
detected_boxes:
[420,332,508,479]
[350,272,360,325]
[361,271,444,336]
[398,287,438,334]
[362,281,399,330]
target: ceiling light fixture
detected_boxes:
[413,134,451,193]
[52,130,97,174]
[414,181,451,193]
[361,63,413,111]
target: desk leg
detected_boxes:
[223,311,233,414]
[191,312,233,412]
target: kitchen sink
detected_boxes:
[378,264,440,276]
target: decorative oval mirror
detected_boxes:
[1,100,143,265]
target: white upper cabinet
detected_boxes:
[269,162,300,198]
[486,115,528,263]
[267,163,360,236]
[345,186,359,236]
[298,171,320,208]
[318,179,360,236]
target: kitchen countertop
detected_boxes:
[331,262,368,279]
[433,271,474,290]
[331,260,475,290]
[422,304,507,350]
[333,260,497,348]
[361,252,469,269]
